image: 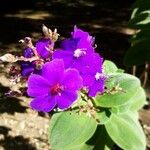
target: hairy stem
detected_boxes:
[143,62,150,88]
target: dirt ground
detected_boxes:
[0,0,150,150]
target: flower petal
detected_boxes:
[52,50,73,68]
[27,74,50,97]
[88,79,104,97]
[23,48,34,58]
[42,59,65,84]
[30,95,56,112]
[56,91,78,110]
[21,66,34,76]
[72,26,89,39]
[62,68,83,91]
[81,74,94,87]
[61,38,78,51]
[72,26,94,44]
[36,38,51,59]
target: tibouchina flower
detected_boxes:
[53,37,94,72]
[71,26,95,45]
[21,47,35,76]
[27,59,83,112]
[36,38,54,60]
[81,53,105,97]
[20,47,42,76]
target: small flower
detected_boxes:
[36,38,54,60]
[20,47,35,76]
[81,53,105,97]
[53,37,94,72]
[27,59,83,112]
[20,47,42,76]
[71,26,95,45]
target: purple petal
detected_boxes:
[61,38,78,51]
[71,53,92,72]
[81,74,94,87]
[21,66,34,76]
[27,74,50,97]
[80,53,103,75]
[30,95,56,112]
[36,38,52,59]
[88,79,104,97]
[52,50,73,68]
[42,59,65,84]
[92,53,103,72]
[23,47,34,58]
[62,68,83,91]
[56,91,78,109]
[77,39,94,52]
[72,26,89,39]
[72,26,94,44]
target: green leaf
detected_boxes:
[111,87,145,113]
[72,126,114,150]
[86,125,114,150]
[129,87,146,111]
[130,0,150,19]
[128,11,150,29]
[130,30,150,44]
[103,60,118,74]
[124,40,150,66]
[111,102,130,114]
[96,108,111,125]
[105,113,146,150]
[70,143,93,150]
[95,73,141,107]
[49,111,97,150]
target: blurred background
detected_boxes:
[0,0,135,67]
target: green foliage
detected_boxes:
[105,113,146,150]
[95,73,140,107]
[49,112,97,150]
[86,126,114,150]
[48,60,146,150]
[103,60,118,74]
[124,0,150,66]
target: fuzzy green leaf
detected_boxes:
[95,73,141,107]
[103,60,118,74]
[49,112,97,150]
[105,113,146,150]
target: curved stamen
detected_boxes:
[95,72,104,80]
[73,48,86,58]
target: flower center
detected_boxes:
[50,83,64,95]
[95,72,103,80]
[73,48,86,58]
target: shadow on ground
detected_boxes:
[0,84,27,114]
[0,126,36,150]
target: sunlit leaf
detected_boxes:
[95,73,141,107]
[105,113,146,150]
[49,111,97,150]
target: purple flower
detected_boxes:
[71,26,95,45]
[53,37,94,72]
[27,59,83,112]
[36,38,54,59]
[20,48,42,76]
[81,53,105,97]
[52,27,105,97]
[21,47,35,76]
[53,27,95,71]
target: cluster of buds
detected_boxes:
[0,25,60,96]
